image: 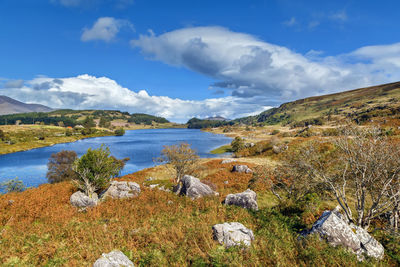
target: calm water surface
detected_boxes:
[0,129,232,187]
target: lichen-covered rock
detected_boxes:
[305,209,384,260]
[101,181,140,200]
[221,159,236,164]
[180,175,219,200]
[70,191,98,208]
[212,222,254,248]
[93,250,134,267]
[224,189,258,211]
[351,224,384,260]
[232,165,252,173]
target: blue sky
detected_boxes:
[1,0,400,122]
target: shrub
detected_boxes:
[46,150,78,184]
[0,178,25,193]
[65,129,72,136]
[72,145,125,197]
[114,128,125,136]
[231,137,244,153]
[157,143,199,193]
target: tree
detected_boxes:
[72,145,125,197]
[0,178,25,193]
[99,117,111,128]
[157,143,199,193]
[286,126,400,230]
[82,116,96,128]
[46,150,78,183]
[231,137,244,152]
[114,128,125,136]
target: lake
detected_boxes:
[0,129,232,188]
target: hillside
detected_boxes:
[235,81,400,126]
[0,109,171,128]
[0,95,52,115]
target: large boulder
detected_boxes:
[232,165,252,173]
[70,191,98,208]
[93,250,134,267]
[212,222,254,248]
[101,181,140,200]
[180,175,219,200]
[224,189,258,211]
[305,208,384,260]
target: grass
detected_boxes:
[0,159,396,266]
[210,144,232,154]
[0,125,113,155]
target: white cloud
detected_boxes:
[283,17,297,27]
[131,26,400,101]
[330,10,348,22]
[0,74,271,122]
[81,17,133,42]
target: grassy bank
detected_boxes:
[210,144,232,154]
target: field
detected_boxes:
[1,159,390,267]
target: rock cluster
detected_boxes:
[212,222,254,248]
[179,175,219,200]
[93,250,134,267]
[232,165,252,173]
[224,189,258,211]
[304,208,384,260]
[101,181,141,200]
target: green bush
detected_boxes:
[0,178,25,193]
[114,128,125,136]
[72,145,125,196]
[231,137,244,152]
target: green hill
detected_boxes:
[235,81,400,126]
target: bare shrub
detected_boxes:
[157,143,200,193]
[46,150,78,184]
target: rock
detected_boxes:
[180,175,219,200]
[305,208,384,260]
[224,181,229,184]
[212,222,254,248]
[70,191,98,208]
[221,159,236,164]
[101,181,140,200]
[351,224,384,260]
[224,189,258,211]
[93,250,134,267]
[232,165,252,173]
[272,145,281,154]
[146,177,155,181]
[8,200,14,206]
[149,184,159,189]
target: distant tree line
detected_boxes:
[186,118,233,129]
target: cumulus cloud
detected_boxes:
[131,26,400,101]
[0,74,271,122]
[81,17,133,42]
[4,79,24,89]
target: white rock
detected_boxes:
[212,222,254,248]
[224,189,258,211]
[101,181,140,200]
[70,191,98,208]
[93,250,134,267]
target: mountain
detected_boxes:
[0,95,53,115]
[235,81,400,126]
[204,116,228,121]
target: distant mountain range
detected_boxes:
[204,116,228,121]
[0,96,53,115]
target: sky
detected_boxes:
[1,0,400,122]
